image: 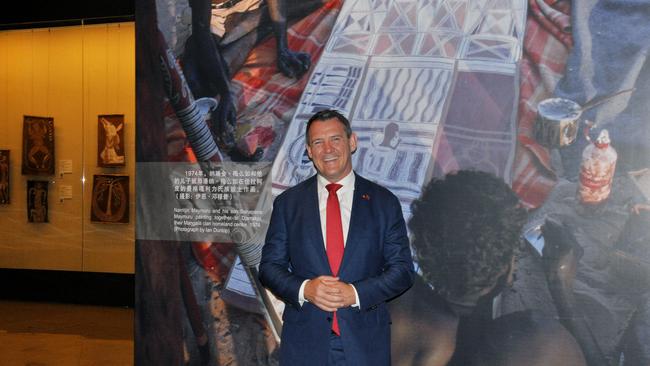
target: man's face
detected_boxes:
[306,118,357,183]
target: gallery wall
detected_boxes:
[0,22,135,273]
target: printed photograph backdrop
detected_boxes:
[136,0,650,364]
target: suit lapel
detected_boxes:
[303,176,331,273]
[340,173,368,276]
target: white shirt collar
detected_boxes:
[317,170,356,193]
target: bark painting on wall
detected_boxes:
[98,114,126,167]
[91,174,129,223]
[0,150,9,204]
[27,180,48,223]
[22,116,55,176]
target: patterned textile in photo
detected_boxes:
[271,0,527,220]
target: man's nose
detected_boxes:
[323,141,334,152]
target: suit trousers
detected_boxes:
[328,332,346,366]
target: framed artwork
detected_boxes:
[91,174,129,223]
[22,116,55,176]
[0,150,8,204]
[98,114,125,167]
[27,180,48,223]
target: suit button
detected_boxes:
[326,317,332,322]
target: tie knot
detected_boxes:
[326,183,342,194]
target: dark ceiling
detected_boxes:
[0,0,134,30]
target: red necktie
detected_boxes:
[326,183,344,335]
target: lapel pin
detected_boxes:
[362,194,370,201]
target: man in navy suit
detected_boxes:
[259,110,414,365]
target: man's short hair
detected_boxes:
[305,109,352,143]
[409,170,526,301]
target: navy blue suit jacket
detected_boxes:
[259,173,414,365]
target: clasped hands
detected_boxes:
[304,275,357,312]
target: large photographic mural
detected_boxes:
[136,0,650,364]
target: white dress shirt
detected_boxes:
[298,171,360,307]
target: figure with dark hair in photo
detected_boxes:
[391,170,587,366]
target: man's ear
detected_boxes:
[306,143,313,160]
[349,133,358,154]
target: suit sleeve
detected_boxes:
[258,194,306,308]
[353,193,414,310]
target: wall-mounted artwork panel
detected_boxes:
[22,116,55,176]
[91,174,129,223]
[27,180,48,223]
[0,150,9,204]
[98,114,125,167]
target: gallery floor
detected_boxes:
[0,301,133,365]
